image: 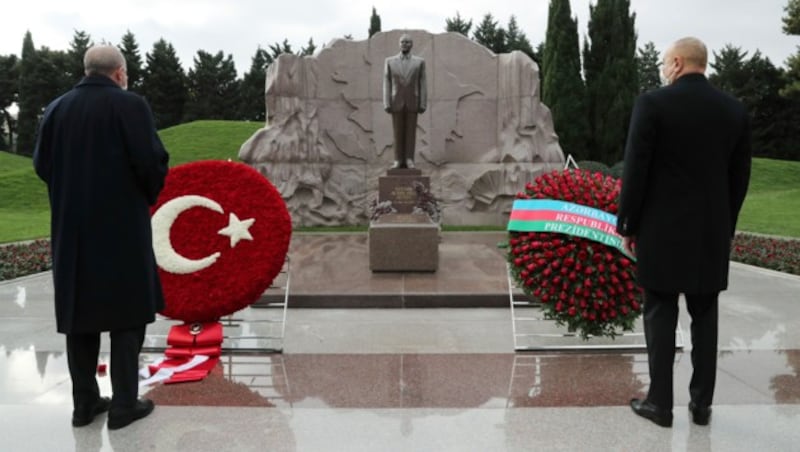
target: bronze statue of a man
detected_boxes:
[383,34,427,169]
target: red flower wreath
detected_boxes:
[150,161,292,322]
[507,169,643,339]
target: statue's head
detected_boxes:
[399,34,413,54]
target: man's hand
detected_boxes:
[622,236,636,258]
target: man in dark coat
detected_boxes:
[617,37,751,428]
[33,45,169,429]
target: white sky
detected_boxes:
[1,0,797,76]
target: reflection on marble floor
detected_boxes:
[3,347,800,410]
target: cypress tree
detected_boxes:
[368,7,381,37]
[583,0,638,164]
[542,0,589,160]
[16,31,38,156]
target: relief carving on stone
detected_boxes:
[239,30,564,226]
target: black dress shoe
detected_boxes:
[630,398,673,427]
[72,396,111,427]
[107,399,155,430]
[689,401,711,425]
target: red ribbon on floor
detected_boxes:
[149,321,223,384]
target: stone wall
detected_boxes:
[239,29,564,226]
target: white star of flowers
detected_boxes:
[217,212,255,248]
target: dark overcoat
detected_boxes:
[616,73,751,293]
[33,75,169,333]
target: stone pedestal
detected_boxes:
[378,168,429,214]
[369,213,439,272]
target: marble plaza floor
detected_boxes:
[2,232,800,451]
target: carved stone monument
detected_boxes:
[239,29,564,227]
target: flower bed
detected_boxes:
[1,229,799,283]
[731,232,800,275]
[0,240,51,281]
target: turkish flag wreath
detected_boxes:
[142,160,291,385]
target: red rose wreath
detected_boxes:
[507,169,643,339]
[150,160,292,322]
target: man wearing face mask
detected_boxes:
[34,45,169,430]
[383,33,427,169]
[617,37,751,428]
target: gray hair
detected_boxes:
[671,37,707,69]
[83,45,126,76]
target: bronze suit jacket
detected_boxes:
[383,53,427,113]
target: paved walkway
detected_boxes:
[1,232,799,451]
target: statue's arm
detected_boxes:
[418,59,427,113]
[383,59,391,112]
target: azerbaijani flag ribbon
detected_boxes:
[507,199,634,260]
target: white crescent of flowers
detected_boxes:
[151,195,256,274]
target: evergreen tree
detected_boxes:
[783,52,800,99]
[66,29,92,84]
[582,0,638,164]
[708,45,749,93]
[473,13,507,54]
[784,0,800,34]
[17,31,40,156]
[141,38,187,129]
[300,38,317,56]
[36,47,71,103]
[535,42,545,68]
[0,54,18,150]
[184,50,239,121]
[505,15,536,61]
[636,41,661,92]
[118,30,144,92]
[269,39,293,59]
[710,46,798,159]
[445,12,472,36]
[782,0,800,99]
[239,46,272,122]
[369,7,382,37]
[542,0,589,160]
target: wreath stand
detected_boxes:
[143,257,291,354]
[508,264,685,351]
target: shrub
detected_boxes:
[0,240,51,281]
[576,160,613,177]
[609,161,625,179]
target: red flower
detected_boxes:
[506,169,643,339]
